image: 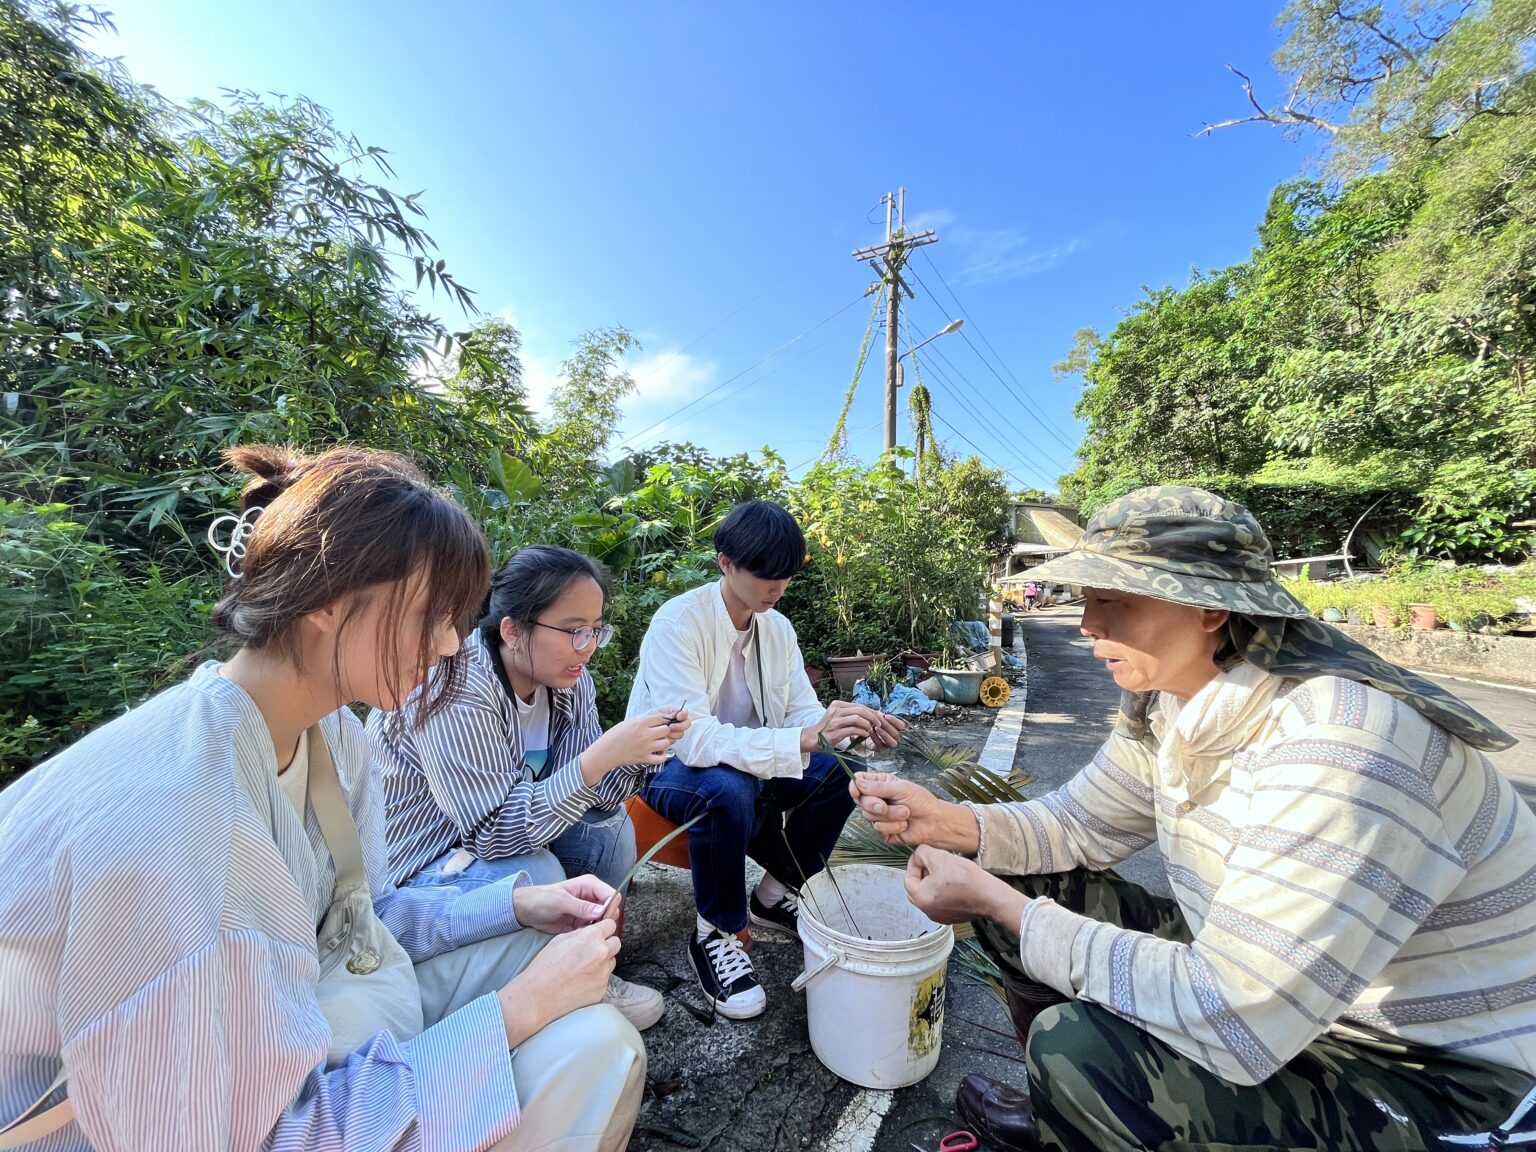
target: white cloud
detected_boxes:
[907,207,957,231]
[954,229,1089,286]
[902,209,1112,287]
[625,348,718,405]
[520,352,563,415]
[470,307,719,438]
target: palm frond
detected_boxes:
[832,729,1039,1007]
[830,814,912,868]
[903,731,1036,806]
[952,937,1006,1004]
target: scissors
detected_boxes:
[910,1132,978,1152]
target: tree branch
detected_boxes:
[1192,65,1344,137]
[1332,3,1431,79]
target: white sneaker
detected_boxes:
[604,973,665,1031]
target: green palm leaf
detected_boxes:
[831,732,1038,1004]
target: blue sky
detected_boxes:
[87,3,1313,492]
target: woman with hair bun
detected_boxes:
[369,544,689,1033]
[0,446,645,1152]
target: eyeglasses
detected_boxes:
[532,620,614,652]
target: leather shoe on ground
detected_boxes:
[955,1072,1040,1151]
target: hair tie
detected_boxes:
[207,505,264,578]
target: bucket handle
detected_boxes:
[791,947,844,993]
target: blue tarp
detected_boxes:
[952,620,990,652]
[851,679,938,716]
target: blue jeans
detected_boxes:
[404,805,638,893]
[641,752,857,933]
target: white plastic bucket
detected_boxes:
[792,864,954,1088]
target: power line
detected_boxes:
[916,333,1075,472]
[912,250,1083,454]
[918,336,1077,476]
[789,416,883,473]
[626,325,853,455]
[633,251,817,386]
[910,264,1081,459]
[906,318,1075,481]
[928,408,1041,492]
[923,374,1059,489]
[903,338,1060,487]
[616,292,869,451]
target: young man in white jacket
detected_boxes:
[628,501,902,1018]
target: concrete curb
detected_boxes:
[978,641,1028,776]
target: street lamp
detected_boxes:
[896,318,962,390]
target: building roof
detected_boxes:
[1012,505,1083,550]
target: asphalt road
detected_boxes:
[1009,605,1170,895]
[1422,671,1536,800]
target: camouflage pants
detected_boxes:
[973,869,1534,1152]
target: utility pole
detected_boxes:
[852,188,938,452]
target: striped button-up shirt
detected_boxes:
[976,667,1536,1087]
[369,633,648,885]
[0,663,525,1151]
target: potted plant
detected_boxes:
[828,651,888,695]
[927,636,984,706]
[863,656,897,697]
[899,650,937,675]
[1408,602,1438,630]
[802,652,828,691]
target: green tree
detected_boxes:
[1064,1,1536,558]
[540,326,639,485]
[443,318,538,451]
[1062,270,1271,507]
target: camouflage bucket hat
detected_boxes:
[1026,485,1311,619]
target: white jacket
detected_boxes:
[626,580,827,779]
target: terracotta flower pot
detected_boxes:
[899,652,938,674]
[1408,603,1438,631]
[1372,603,1397,629]
[804,665,827,689]
[827,653,887,695]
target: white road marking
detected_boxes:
[817,1087,894,1152]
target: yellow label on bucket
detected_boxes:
[908,969,945,1058]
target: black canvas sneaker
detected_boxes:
[748,887,801,940]
[688,928,766,1019]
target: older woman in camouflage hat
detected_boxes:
[852,486,1535,1152]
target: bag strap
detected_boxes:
[304,724,368,894]
[0,1070,71,1150]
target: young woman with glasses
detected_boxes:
[368,545,687,1031]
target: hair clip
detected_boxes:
[207,505,264,578]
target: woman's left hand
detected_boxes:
[512,874,617,934]
[903,845,1020,925]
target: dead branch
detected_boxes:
[1192,65,1345,138]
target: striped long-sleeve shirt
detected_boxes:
[369,633,649,885]
[0,663,525,1152]
[975,666,1536,1087]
